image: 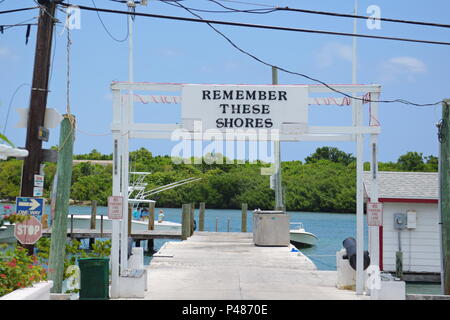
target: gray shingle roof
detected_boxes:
[363,171,438,200]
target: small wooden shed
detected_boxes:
[363,171,440,282]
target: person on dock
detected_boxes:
[133,207,141,220]
[158,209,165,223]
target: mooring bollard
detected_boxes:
[199,202,205,231]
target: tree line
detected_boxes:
[0,147,438,213]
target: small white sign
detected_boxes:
[367,202,383,226]
[108,196,123,219]
[34,174,44,187]
[33,187,44,197]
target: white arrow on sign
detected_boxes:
[18,199,41,210]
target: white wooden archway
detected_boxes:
[110,82,381,297]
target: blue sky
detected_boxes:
[1,0,449,163]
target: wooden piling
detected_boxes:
[70,214,74,239]
[215,217,218,232]
[181,204,191,240]
[199,202,205,231]
[148,202,155,230]
[190,202,195,236]
[241,203,248,232]
[89,201,97,248]
[100,215,104,237]
[128,204,132,236]
[41,214,48,229]
[227,218,230,232]
[90,200,97,229]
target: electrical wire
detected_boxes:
[58,3,450,47]
[0,7,39,15]
[171,1,444,107]
[58,2,446,107]
[0,17,37,31]
[91,0,129,42]
[212,0,450,29]
[160,0,276,14]
[2,83,31,135]
[207,0,276,14]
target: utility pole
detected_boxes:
[272,67,284,211]
[439,99,450,295]
[20,1,56,254]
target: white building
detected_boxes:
[363,171,440,282]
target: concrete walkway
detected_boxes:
[143,232,365,300]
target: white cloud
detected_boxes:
[379,56,427,82]
[315,42,353,68]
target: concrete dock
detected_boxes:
[143,232,366,300]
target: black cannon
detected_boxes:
[342,237,370,270]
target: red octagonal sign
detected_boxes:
[14,216,42,245]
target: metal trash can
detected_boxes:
[253,210,289,246]
[78,258,110,300]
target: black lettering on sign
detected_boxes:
[279,91,287,101]
[262,105,270,114]
[219,104,228,114]
[265,119,273,128]
[202,90,211,100]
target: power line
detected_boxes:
[212,0,450,29]
[275,5,450,30]
[171,1,443,107]
[58,1,445,107]
[58,3,450,46]
[0,6,39,15]
[160,0,276,14]
[3,83,30,135]
[92,0,129,42]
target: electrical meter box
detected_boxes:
[393,213,407,230]
[252,210,289,246]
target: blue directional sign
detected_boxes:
[15,197,44,216]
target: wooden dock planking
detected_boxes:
[42,228,182,240]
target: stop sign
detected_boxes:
[14,216,42,245]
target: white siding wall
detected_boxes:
[382,202,441,273]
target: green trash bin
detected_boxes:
[78,257,110,300]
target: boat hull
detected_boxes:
[290,231,318,247]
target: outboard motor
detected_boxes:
[342,237,370,270]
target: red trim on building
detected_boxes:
[378,198,438,204]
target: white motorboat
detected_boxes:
[290,222,318,247]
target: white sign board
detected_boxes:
[33,187,44,197]
[34,174,44,187]
[367,202,383,226]
[108,196,123,219]
[181,84,308,137]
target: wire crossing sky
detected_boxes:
[0,0,449,163]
